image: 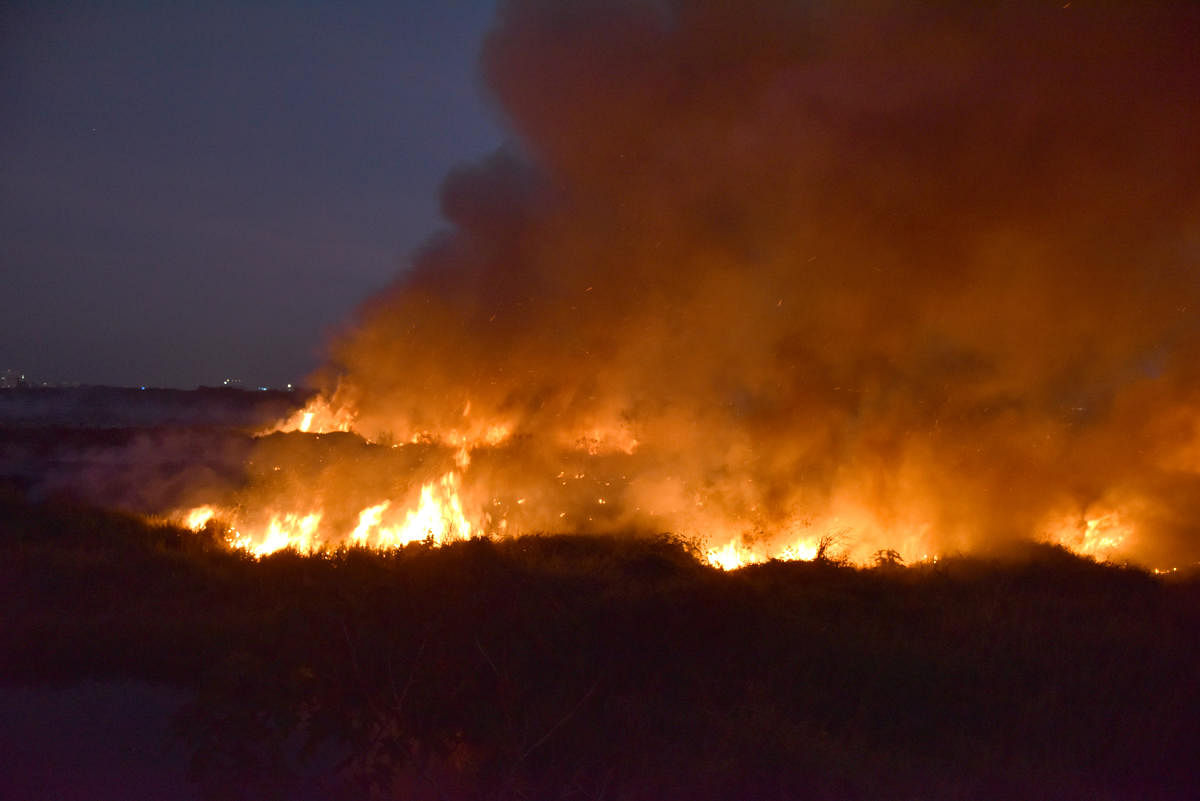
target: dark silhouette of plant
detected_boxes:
[873,548,905,568]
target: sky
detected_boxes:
[1,1,502,388]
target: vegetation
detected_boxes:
[2,485,1198,800]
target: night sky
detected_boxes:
[1,1,501,388]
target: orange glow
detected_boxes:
[179,469,476,557]
[176,392,1163,569]
[350,501,390,545]
[270,394,356,435]
[1041,508,1133,561]
[231,511,323,557]
[568,424,640,456]
[375,472,473,547]
[183,505,217,531]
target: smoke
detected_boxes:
[292,0,1200,565]
[0,389,301,513]
[1,427,255,513]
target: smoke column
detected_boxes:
[283,0,1200,566]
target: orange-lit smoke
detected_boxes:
[185,2,1200,569]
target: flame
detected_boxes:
[183,505,216,531]
[703,534,825,571]
[177,470,475,557]
[269,394,356,435]
[176,391,1160,570]
[706,541,752,571]
[1079,514,1131,557]
[350,501,390,545]
[176,473,1147,569]
[1042,508,1132,560]
[384,472,472,546]
[234,512,323,556]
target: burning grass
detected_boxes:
[3,486,1198,800]
[160,399,1172,573]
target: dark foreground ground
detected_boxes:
[2,488,1199,801]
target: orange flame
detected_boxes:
[1040,508,1133,561]
[180,470,475,557]
[268,394,357,435]
[177,393,1164,570]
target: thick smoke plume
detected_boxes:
[284,1,1200,566]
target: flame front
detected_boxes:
[183,467,475,557]
[175,394,1173,569]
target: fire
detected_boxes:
[269,394,356,435]
[703,531,835,570]
[1079,514,1131,557]
[1042,509,1133,561]
[183,505,217,531]
[180,469,475,557]
[176,391,1158,571]
[179,460,1154,567]
[225,511,324,557]
[350,501,390,545]
[177,392,1157,569]
[706,541,752,571]
[374,472,473,548]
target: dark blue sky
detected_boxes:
[1,1,502,388]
